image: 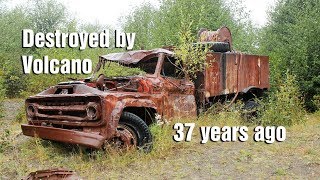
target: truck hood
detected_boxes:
[33,77,156,98]
[99,48,173,65]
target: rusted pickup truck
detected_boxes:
[21,27,269,152]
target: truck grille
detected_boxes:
[26,95,101,124]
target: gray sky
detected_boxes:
[62,0,276,28]
[8,0,276,28]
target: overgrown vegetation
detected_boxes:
[0,0,120,98]
[260,73,306,126]
[259,0,320,111]
[1,109,319,178]
[0,0,315,115]
[0,110,240,176]
[122,0,257,52]
[174,21,208,79]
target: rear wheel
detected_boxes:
[109,111,153,153]
[242,100,260,122]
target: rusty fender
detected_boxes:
[110,98,157,125]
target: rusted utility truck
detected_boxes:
[21,27,269,152]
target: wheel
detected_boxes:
[110,111,153,153]
[242,100,260,122]
[243,100,260,111]
[210,42,230,52]
[194,42,231,52]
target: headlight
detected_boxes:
[86,103,100,120]
[27,104,36,117]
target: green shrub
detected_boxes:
[260,72,306,126]
[312,95,320,111]
[2,67,27,98]
[260,0,320,111]
[23,74,70,96]
[174,21,208,79]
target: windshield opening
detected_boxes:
[94,57,159,78]
[131,57,158,75]
[161,56,184,79]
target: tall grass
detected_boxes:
[0,110,247,178]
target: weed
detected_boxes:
[237,150,252,162]
[275,168,287,176]
[0,129,11,153]
[174,20,208,79]
[15,106,26,123]
[305,148,317,155]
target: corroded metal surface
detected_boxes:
[203,52,269,97]
[198,26,232,49]
[22,51,198,148]
[21,124,105,148]
[23,168,80,180]
[112,124,137,148]
[21,27,269,149]
[99,48,173,64]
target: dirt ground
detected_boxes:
[2,100,22,120]
[0,99,319,179]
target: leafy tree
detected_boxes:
[27,0,67,33]
[0,0,71,97]
[122,0,257,52]
[260,0,320,111]
[121,2,157,49]
[0,6,31,97]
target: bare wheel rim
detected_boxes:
[110,124,138,149]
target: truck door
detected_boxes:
[160,55,197,119]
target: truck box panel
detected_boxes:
[204,52,269,97]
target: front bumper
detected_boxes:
[21,124,105,148]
